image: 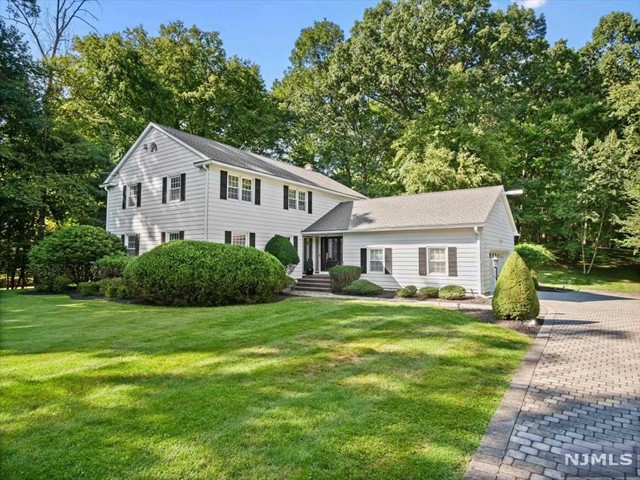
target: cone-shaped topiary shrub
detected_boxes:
[265,235,300,274]
[124,241,286,306]
[492,252,540,321]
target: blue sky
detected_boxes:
[35,0,640,87]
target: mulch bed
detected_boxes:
[467,308,542,337]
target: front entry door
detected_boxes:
[321,237,342,271]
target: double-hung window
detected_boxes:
[297,191,306,211]
[241,178,252,202]
[128,184,138,207]
[126,234,137,256]
[288,188,298,210]
[169,175,182,202]
[369,249,384,273]
[228,175,239,200]
[232,232,248,247]
[428,247,447,274]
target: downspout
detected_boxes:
[102,186,111,231]
[474,226,483,295]
[203,165,210,241]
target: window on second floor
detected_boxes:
[128,184,138,208]
[228,175,239,199]
[241,178,252,202]
[297,191,306,211]
[288,188,297,209]
[169,175,182,202]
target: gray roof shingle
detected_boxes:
[303,186,507,233]
[155,124,366,199]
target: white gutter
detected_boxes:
[302,223,485,236]
[193,159,365,201]
[474,225,483,295]
[203,164,210,240]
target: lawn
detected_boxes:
[538,264,639,293]
[0,291,531,480]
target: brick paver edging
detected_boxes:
[464,308,558,480]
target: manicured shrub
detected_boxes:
[78,281,101,296]
[92,253,133,280]
[439,285,467,300]
[530,270,540,290]
[124,241,286,307]
[100,277,131,299]
[342,279,383,296]
[492,252,540,321]
[397,285,417,298]
[304,258,313,274]
[265,235,300,274]
[329,265,361,292]
[417,286,439,299]
[29,225,125,289]
[51,275,71,293]
[284,276,297,290]
[514,243,555,270]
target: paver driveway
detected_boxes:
[466,290,640,480]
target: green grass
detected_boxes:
[538,264,639,293]
[0,291,531,480]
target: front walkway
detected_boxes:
[466,290,640,480]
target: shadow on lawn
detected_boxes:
[1,295,531,479]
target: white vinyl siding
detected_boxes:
[208,167,349,278]
[343,229,481,293]
[481,197,515,294]
[105,127,207,254]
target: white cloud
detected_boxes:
[518,0,548,8]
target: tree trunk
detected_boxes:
[586,211,606,275]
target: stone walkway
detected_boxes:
[466,290,640,480]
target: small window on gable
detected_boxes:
[241,178,252,202]
[369,248,384,273]
[232,232,247,247]
[228,175,239,200]
[288,188,298,210]
[169,175,181,202]
[128,184,138,208]
[298,191,306,211]
[168,231,181,242]
[428,247,447,274]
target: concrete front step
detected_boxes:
[298,279,331,286]
[296,286,331,292]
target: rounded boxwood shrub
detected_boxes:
[78,281,101,296]
[397,285,417,298]
[99,277,131,299]
[265,235,300,274]
[29,225,125,288]
[92,253,133,280]
[329,265,362,292]
[123,240,286,307]
[342,279,383,296]
[417,286,439,299]
[439,285,467,300]
[492,252,540,321]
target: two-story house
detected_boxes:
[102,123,518,294]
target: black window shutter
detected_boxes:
[134,234,140,256]
[121,234,125,244]
[418,248,427,276]
[254,179,261,205]
[385,248,393,275]
[308,191,313,214]
[136,182,142,207]
[283,186,289,209]
[360,248,367,274]
[161,232,166,244]
[293,236,298,252]
[180,173,186,201]
[162,177,167,204]
[179,230,185,240]
[224,231,232,244]
[448,247,458,277]
[220,171,228,200]
[122,185,127,209]
[249,232,256,247]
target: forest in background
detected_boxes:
[1,0,638,287]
